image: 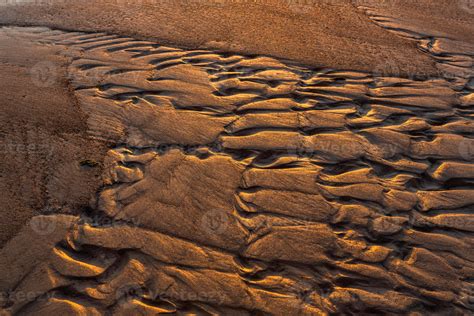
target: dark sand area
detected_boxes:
[0,29,107,246]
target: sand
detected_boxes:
[0,27,107,247]
[0,0,439,75]
[0,1,473,315]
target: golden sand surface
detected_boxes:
[0,1,473,315]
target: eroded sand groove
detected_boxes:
[0,26,473,315]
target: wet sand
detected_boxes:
[0,28,107,247]
[0,0,439,75]
[0,1,473,315]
